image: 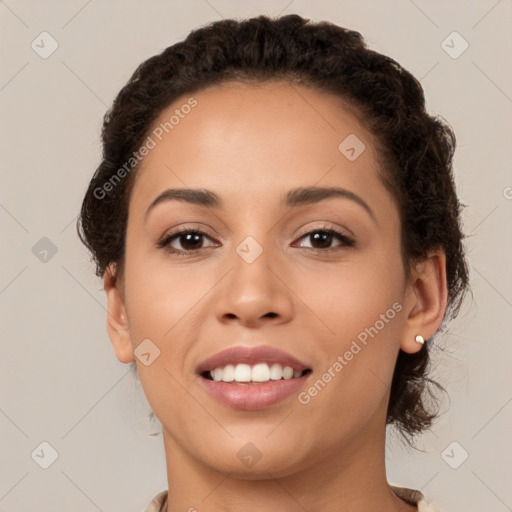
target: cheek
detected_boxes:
[123,243,206,338]
[122,254,204,427]
[293,247,405,414]
[296,245,405,342]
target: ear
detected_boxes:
[103,265,135,363]
[400,249,448,354]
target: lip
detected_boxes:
[199,373,311,410]
[196,345,310,374]
[196,345,312,411]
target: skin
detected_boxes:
[103,81,447,512]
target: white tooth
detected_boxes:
[269,363,283,380]
[234,363,252,382]
[222,364,235,382]
[293,370,302,378]
[251,363,271,382]
[283,366,294,380]
[212,367,223,381]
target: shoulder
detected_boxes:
[146,488,443,511]
[143,490,168,512]
[418,500,443,512]
[391,485,443,511]
[417,500,444,512]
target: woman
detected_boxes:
[78,14,469,512]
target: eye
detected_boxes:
[294,227,355,251]
[157,228,218,255]
[157,225,355,256]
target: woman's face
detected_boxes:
[109,81,422,477]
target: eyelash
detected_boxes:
[157,225,355,256]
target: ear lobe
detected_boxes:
[400,250,448,354]
[103,265,135,364]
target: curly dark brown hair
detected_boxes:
[77,14,470,440]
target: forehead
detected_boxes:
[129,81,394,218]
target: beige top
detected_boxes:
[144,486,442,511]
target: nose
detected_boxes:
[214,238,294,328]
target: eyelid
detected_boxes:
[160,222,216,238]
[294,222,354,240]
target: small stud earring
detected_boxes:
[415,335,425,345]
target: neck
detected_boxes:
[161,410,415,512]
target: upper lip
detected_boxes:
[197,345,311,374]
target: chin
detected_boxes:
[196,438,312,480]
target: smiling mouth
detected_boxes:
[200,362,312,384]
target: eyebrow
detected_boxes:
[145,186,375,222]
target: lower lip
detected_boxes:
[199,374,309,410]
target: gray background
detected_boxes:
[1,1,511,511]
